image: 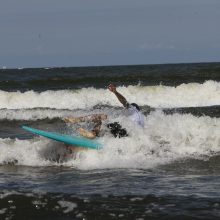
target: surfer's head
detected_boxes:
[131,103,140,111]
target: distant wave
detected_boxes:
[1,62,220,92]
[0,81,219,110]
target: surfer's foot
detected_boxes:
[63,117,80,123]
[64,145,86,158]
[63,153,73,159]
[63,145,74,157]
[78,128,96,139]
[64,144,81,154]
[65,145,73,153]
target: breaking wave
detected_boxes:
[0,111,219,170]
[0,80,220,110]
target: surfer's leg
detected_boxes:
[83,114,107,122]
[78,119,102,139]
[63,117,82,123]
[63,144,74,158]
[78,128,97,139]
[91,120,102,136]
[64,114,106,139]
[65,145,73,153]
[63,114,107,123]
[64,145,86,158]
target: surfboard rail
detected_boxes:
[22,125,102,150]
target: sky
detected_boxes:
[0,0,220,68]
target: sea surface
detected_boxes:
[0,62,220,219]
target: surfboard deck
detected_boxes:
[22,126,102,150]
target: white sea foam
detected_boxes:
[0,109,72,121]
[0,111,219,169]
[57,200,77,213]
[0,137,65,167]
[0,208,7,214]
[0,80,219,110]
[0,108,115,121]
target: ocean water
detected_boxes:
[0,62,220,219]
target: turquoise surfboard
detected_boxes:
[22,126,102,150]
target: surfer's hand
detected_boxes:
[108,84,116,93]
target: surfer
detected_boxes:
[62,84,145,156]
[63,84,144,140]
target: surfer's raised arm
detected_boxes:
[108,83,145,128]
[108,84,129,108]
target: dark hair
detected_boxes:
[107,122,128,138]
[131,103,140,111]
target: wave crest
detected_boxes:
[0,81,219,110]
